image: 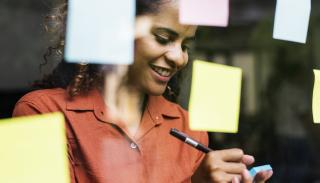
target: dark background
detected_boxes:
[1,0,320,182]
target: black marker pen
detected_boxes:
[169,128,212,153]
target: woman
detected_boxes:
[13,0,272,182]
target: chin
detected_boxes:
[145,86,166,96]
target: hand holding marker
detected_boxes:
[169,128,272,178]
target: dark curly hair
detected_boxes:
[35,0,183,102]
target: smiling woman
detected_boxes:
[130,1,196,96]
[12,0,272,183]
[31,0,185,102]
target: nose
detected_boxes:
[164,44,187,70]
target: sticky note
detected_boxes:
[65,0,136,64]
[0,113,69,183]
[180,0,229,27]
[313,70,320,123]
[249,164,273,177]
[273,0,311,43]
[189,60,242,133]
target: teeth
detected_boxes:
[151,65,171,77]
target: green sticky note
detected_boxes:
[189,60,242,133]
[312,70,320,123]
[0,113,70,183]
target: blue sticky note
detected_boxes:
[273,0,311,44]
[249,165,272,177]
[65,0,136,64]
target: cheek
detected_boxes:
[134,37,164,61]
[181,53,189,68]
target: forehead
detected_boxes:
[148,1,197,37]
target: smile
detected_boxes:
[150,65,173,77]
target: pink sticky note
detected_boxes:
[180,0,229,27]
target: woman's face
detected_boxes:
[130,1,197,96]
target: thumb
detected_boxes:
[242,169,253,183]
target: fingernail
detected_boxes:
[242,155,255,165]
[246,155,255,162]
[268,170,274,178]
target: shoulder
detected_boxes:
[148,95,190,126]
[18,88,67,102]
[152,95,208,144]
[155,95,188,117]
[16,88,68,109]
[162,96,208,144]
[13,88,68,117]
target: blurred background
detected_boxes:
[1,0,320,182]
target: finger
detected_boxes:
[241,155,255,166]
[254,170,273,183]
[242,169,253,183]
[210,148,244,162]
[232,176,240,183]
[217,162,246,174]
[208,170,241,183]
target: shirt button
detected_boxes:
[130,142,138,149]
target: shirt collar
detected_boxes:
[147,95,181,125]
[66,89,181,123]
[66,89,109,122]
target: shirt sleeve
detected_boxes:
[12,96,77,183]
[12,100,44,117]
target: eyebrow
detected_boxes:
[153,27,196,41]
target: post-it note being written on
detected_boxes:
[312,70,320,123]
[65,0,136,64]
[273,0,311,43]
[180,0,229,27]
[249,165,273,178]
[189,60,242,133]
[0,113,69,183]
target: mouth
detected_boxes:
[150,64,174,77]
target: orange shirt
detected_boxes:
[13,88,208,183]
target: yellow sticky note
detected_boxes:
[312,70,320,123]
[0,113,70,183]
[189,60,242,133]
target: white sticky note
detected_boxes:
[65,0,136,64]
[273,0,311,43]
[0,113,69,183]
[180,0,229,27]
[312,70,320,123]
[189,60,242,133]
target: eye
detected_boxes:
[182,44,190,52]
[154,34,171,45]
[182,41,194,52]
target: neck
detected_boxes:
[102,73,146,136]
